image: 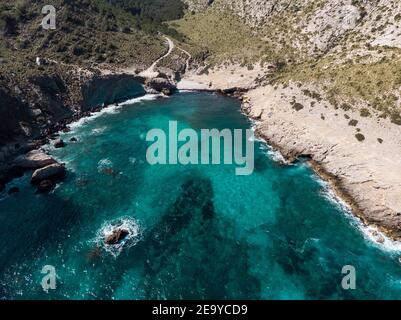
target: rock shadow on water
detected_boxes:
[141,176,261,299]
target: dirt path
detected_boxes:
[139,36,175,78]
[177,46,192,73]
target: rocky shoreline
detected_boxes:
[0,65,178,194]
[243,84,401,242]
[178,66,401,243]
[3,58,401,245]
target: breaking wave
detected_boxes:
[317,176,401,253]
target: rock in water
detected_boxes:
[70,137,77,142]
[105,229,129,245]
[36,180,54,193]
[146,77,176,93]
[54,139,65,148]
[162,88,173,96]
[31,163,66,185]
[14,150,57,169]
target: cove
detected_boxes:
[0,92,401,300]
[145,120,254,175]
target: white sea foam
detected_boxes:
[250,120,289,165]
[68,106,117,131]
[94,217,142,258]
[68,94,162,131]
[118,93,162,106]
[91,126,108,135]
[97,158,113,172]
[316,174,401,253]
[265,145,288,164]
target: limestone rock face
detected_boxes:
[184,0,401,52]
[30,74,66,95]
[183,0,212,12]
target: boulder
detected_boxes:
[31,163,66,185]
[70,137,77,142]
[145,87,160,95]
[36,180,54,193]
[105,229,129,245]
[146,77,176,93]
[14,150,57,169]
[54,139,65,148]
[161,88,173,96]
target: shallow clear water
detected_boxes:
[1,92,401,300]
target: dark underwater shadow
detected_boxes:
[79,174,261,300]
[139,175,261,299]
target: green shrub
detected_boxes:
[360,108,371,117]
[390,112,401,125]
[292,102,304,111]
[348,119,358,126]
[355,133,365,142]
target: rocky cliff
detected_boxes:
[0,0,183,187]
[183,0,401,54]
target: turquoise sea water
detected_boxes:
[1,91,401,299]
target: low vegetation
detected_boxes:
[169,9,266,64]
[274,54,401,123]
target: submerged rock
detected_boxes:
[7,187,19,195]
[31,163,66,185]
[87,247,102,261]
[105,229,129,245]
[36,180,55,193]
[14,150,57,169]
[54,139,65,148]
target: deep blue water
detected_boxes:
[1,92,401,299]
